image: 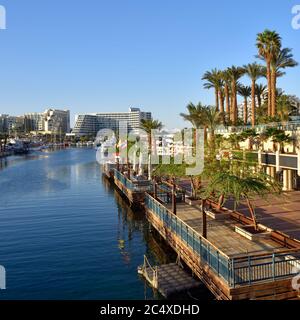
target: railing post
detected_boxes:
[192,232,195,252]
[248,256,251,285]
[200,236,202,258]
[272,253,276,281]
[231,258,235,288]
[172,181,176,215]
[154,181,158,199]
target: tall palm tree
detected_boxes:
[255,83,267,109]
[243,63,264,127]
[220,70,232,119]
[238,85,251,125]
[271,48,298,116]
[202,69,222,111]
[256,30,282,117]
[180,103,207,198]
[202,106,222,148]
[227,66,245,125]
[140,119,163,180]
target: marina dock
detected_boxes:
[103,166,300,300]
[138,256,202,298]
[145,194,300,300]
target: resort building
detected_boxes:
[24,113,45,132]
[0,114,8,133]
[44,109,70,134]
[72,107,152,137]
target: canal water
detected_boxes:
[0,148,172,300]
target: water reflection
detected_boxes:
[0,149,211,300]
[103,175,175,268]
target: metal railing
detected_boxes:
[215,121,300,134]
[145,193,300,288]
[156,183,185,204]
[233,253,300,285]
[145,193,233,285]
[113,169,153,192]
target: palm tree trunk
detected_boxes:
[217,194,224,211]
[215,89,219,111]
[257,93,262,109]
[251,79,256,127]
[219,90,225,123]
[271,69,277,117]
[225,84,230,119]
[244,97,248,125]
[267,61,272,117]
[246,197,258,231]
[231,82,237,126]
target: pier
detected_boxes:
[103,166,300,300]
[145,194,300,300]
[111,168,152,208]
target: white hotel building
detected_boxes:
[72,108,152,137]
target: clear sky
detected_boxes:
[0,0,299,128]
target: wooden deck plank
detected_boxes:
[225,191,300,241]
[166,203,284,258]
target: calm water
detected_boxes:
[0,148,170,300]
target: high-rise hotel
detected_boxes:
[72,108,152,137]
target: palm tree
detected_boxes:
[204,171,280,231]
[227,66,245,125]
[243,63,264,127]
[140,119,163,179]
[220,70,232,120]
[227,133,242,150]
[180,103,208,198]
[276,95,293,122]
[180,102,208,143]
[271,48,298,116]
[202,69,222,111]
[256,30,282,117]
[238,84,251,125]
[272,132,292,153]
[180,102,205,129]
[255,83,267,109]
[202,106,222,148]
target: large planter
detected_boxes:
[185,197,202,206]
[205,209,228,220]
[235,225,270,241]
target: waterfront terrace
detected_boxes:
[145,193,300,300]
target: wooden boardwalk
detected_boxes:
[166,203,284,258]
[145,194,300,300]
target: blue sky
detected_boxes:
[0,0,299,128]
